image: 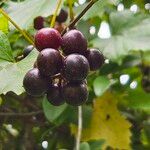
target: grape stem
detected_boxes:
[68,0,74,21]
[50,0,62,27]
[61,0,99,35]
[0,8,34,45]
[76,106,82,150]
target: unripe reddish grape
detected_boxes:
[34,28,62,51]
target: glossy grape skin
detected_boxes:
[23,68,48,97]
[23,45,34,57]
[62,54,89,82]
[34,28,62,51]
[56,9,68,23]
[62,82,88,106]
[47,84,65,106]
[34,16,44,30]
[85,48,105,71]
[61,30,87,55]
[37,48,63,76]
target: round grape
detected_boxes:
[61,29,87,55]
[56,9,68,23]
[23,45,34,57]
[62,54,89,82]
[23,68,48,97]
[47,84,65,106]
[85,48,105,71]
[34,16,44,30]
[37,48,63,76]
[35,28,62,51]
[62,82,88,106]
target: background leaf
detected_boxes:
[6,0,60,29]
[123,88,150,113]
[91,11,150,63]
[75,0,108,20]
[0,49,38,95]
[0,31,14,62]
[93,76,114,97]
[42,98,68,125]
[80,142,90,150]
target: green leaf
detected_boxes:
[125,89,150,113]
[42,98,68,124]
[88,139,105,150]
[93,76,114,96]
[0,14,8,33]
[91,11,150,63]
[0,31,14,62]
[80,142,90,150]
[75,0,109,20]
[0,49,38,95]
[6,0,60,29]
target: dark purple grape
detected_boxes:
[23,45,34,57]
[56,9,68,23]
[34,16,44,30]
[35,28,62,51]
[37,48,63,76]
[62,54,89,82]
[23,68,48,97]
[62,82,88,106]
[61,29,87,55]
[47,84,65,106]
[85,48,105,71]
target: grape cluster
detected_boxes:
[23,28,105,106]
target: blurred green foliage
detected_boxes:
[0,0,150,149]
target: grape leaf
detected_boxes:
[42,98,68,125]
[6,0,60,29]
[91,11,150,64]
[0,49,38,95]
[71,92,132,150]
[80,142,90,150]
[122,87,150,113]
[88,139,105,150]
[0,14,8,33]
[93,76,115,96]
[0,31,14,62]
[75,0,108,20]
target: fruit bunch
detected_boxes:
[23,28,105,106]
